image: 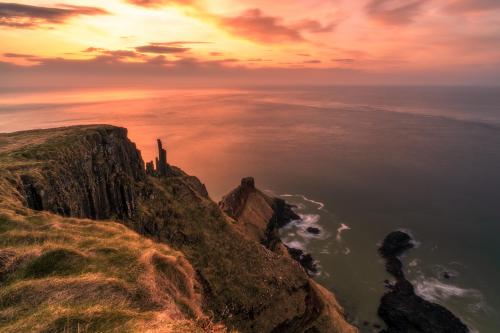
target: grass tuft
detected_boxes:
[24,249,88,279]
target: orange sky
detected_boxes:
[1,0,500,86]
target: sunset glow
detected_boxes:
[1,0,500,85]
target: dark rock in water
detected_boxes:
[363,321,369,326]
[378,231,414,258]
[443,272,451,279]
[306,227,321,235]
[286,246,318,275]
[373,323,381,329]
[377,231,469,333]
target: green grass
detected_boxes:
[23,249,88,279]
[0,208,223,333]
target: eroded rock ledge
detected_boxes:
[218,177,319,274]
[378,231,469,333]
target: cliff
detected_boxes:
[0,125,357,333]
[219,177,355,331]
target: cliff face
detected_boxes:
[0,125,357,333]
[8,126,144,220]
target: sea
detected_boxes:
[1,86,499,332]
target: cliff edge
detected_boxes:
[0,125,357,333]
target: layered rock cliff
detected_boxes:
[0,125,357,333]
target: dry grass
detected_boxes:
[0,206,228,333]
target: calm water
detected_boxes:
[1,86,499,332]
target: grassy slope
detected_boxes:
[0,205,228,333]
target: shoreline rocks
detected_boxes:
[286,246,318,274]
[377,231,469,333]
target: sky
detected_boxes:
[1,0,500,86]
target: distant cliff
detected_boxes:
[0,125,357,333]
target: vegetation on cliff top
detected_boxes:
[0,207,225,333]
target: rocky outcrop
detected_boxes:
[219,177,321,274]
[378,231,469,333]
[219,176,299,250]
[14,126,144,220]
[1,125,357,333]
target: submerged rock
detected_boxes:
[377,231,469,333]
[307,226,321,235]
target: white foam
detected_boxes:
[409,259,419,267]
[285,240,305,250]
[298,213,321,225]
[299,195,325,210]
[293,214,325,240]
[295,203,306,210]
[279,193,325,210]
[414,277,482,303]
[336,223,351,241]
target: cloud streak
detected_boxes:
[445,0,500,13]
[135,43,191,54]
[127,0,195,8]
[0,2,108,28]
[217,8,335,43]
[366,0,427,25]
[126,0,334,44]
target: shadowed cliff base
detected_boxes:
[0,125,357,333]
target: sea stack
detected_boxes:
[156,139,168,176]
[146,139,169,177]
[377,231,469,333]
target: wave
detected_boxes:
[409,259,419,267]
[285,240,305,250]
[413,277,482,304]
[299,213,321,225]
[336,223,351,241]
[280,193,325,210]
